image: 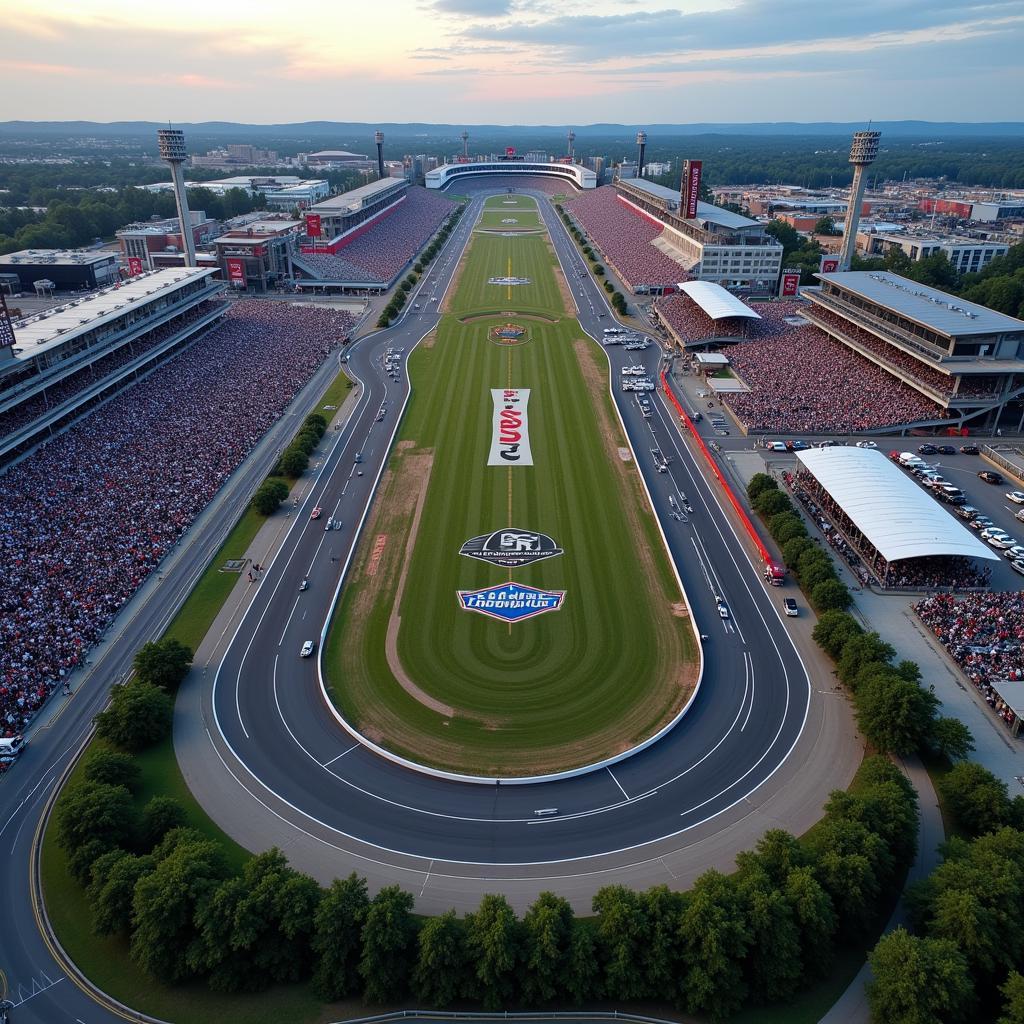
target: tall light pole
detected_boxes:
[157,127,196,267]
[636,130,647,178]
[567,129,576,162]
[375,131,385,179]
[838,129,881,271]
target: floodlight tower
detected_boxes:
[461,130,469,160]
[157,127,196,267]
[567,128,576,162]
[636,130,647,178]
[838,128,881,270]
[375,131,385,179]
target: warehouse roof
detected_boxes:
[815,271,1024,337]
[795,446,998,564]
[678,280,762,321]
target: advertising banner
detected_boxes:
[460,529,562,568]
[127,256,144,276]
[780,270,801,297]
[682,159,703,219]
[305,213,321,238]
[226,258,246,286]
[819,255,840,274]
[457,583,565,624]
[505,146,516,158]
[0,294,15,350]
[488,388,533,466]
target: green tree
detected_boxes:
[592,885,647,1000]
[55,780,139,883]
[87,850,155,936]
[676,869,752,1018]
[837,632,896,688]
[807,816,888,932]
[782,535,816,570]
[769,512,806,545]
[464,893,522,1009]
[867,928,973,1024]
[813,215,839,236]
[738,868,803,1002]
[938,761,1011,836]
[638,885,684,1001]
[277,446,309,478]
[192,849,322,992]
[140,795,188,849]
[521,891,574,1003]
[764,219,801,258]
[130,835,229,982]
[811,579,853,613]
[854,670,938,754]
[133,638,193,693]
[359,884,417,1003]
[252,478,290,515]
[785,866,838,978]
[812,610,862,659]
[929,716,975,762]
[754,488,791,517]
[311,873,370,1001]
[413,910,468,1006]
[81,747,141,793]
[95,681,172,753]
[565,920,600,1003]
[999,971,1024,1024]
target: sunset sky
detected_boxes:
[1,0,1022,124]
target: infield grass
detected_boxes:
[324,196,696,775]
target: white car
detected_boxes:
[1004,545,1024,561]
[300,640,315,658]
[1012,560,1024,577]
[855,440,878,449]
[783,597,799,617]
[716,598,730,619]
[1007,492,1024,504]
[770,441,787,452]
[981,526,1010,540]
[989,535,1018,550]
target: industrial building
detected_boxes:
[0,249,121,292]
[117,211,220,271]
[858,232,1009,275]
[803,270,1024,427]
[0,267,224,461]
[212,220,303,292]
[302,150,374,170]
[614,177,783,291]
[262,180,330,210]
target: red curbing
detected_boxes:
[660,370,773,564]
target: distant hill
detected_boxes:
[2,119,1023,139]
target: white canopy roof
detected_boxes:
[678,281,762,321]
[795,447,999,564]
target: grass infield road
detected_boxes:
[325,196,696,776]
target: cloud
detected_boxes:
[433,0,513,15]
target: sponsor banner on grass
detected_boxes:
[457,582,565,623]
[460,529,563,568]
[488,388,533,466]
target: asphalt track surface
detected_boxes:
[0,187,835,1024]
[209,191,813,864]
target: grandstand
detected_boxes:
[291,185,457,291]
[426,160,596,191]
[655,282,763,347]
[803,271,1024,429]
[0,267,225,463]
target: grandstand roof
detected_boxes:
[678,281,762,321]
[10,268,217,359]
[815,271,1024,337]
[0,248,117,268]
[623,178,760,229]
[795,447,998,564]
[310,177,406,214]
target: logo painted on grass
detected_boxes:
[488,276,531,286]
[489,323,529,346]
[457,583,566,623]
[488,388,533,466]
[460,529,563,568]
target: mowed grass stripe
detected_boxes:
[325,196,695,775]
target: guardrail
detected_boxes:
[660,370,772,566]
[982,443,1024,483]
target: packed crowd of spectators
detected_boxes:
[566,186,688,289]
[885,558,991,590]
[299,187,456,286]
[916,592,1024,731]
[724,324,944,432]
[456,175,569,196]
[0,299,353,740]
[0,301,224,440]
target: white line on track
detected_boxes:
[740,653,756,733]
[279,597,301,646]
[607,767,630,801]
[322,744,358,767]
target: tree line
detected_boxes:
[53,629,920,1016]
[0,184,265,255]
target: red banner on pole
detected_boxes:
[780,270,801,297]
[305,213,321,238]
[819,255,840,274]
[226,258,246,286]
[505,146,516,158]
[682,159,703,219]
[127,256,144,276]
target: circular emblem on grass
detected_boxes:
[489,323,530,346]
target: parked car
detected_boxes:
[1007,491,1024,504]
[1012,560,1024,577]
[788,440,810,451]
[989,535,1018,550]
[716,598,730,619]
[979,471,1005,484]
[918,443,938,455]
[1005,545,1024,561]
[969,516,995,531]
[981,526,1010,540]
[956,505,980,520]
[855,440,878,449]
[937,445,956,455]
[783,597,799,617]
[960,445,979,455]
